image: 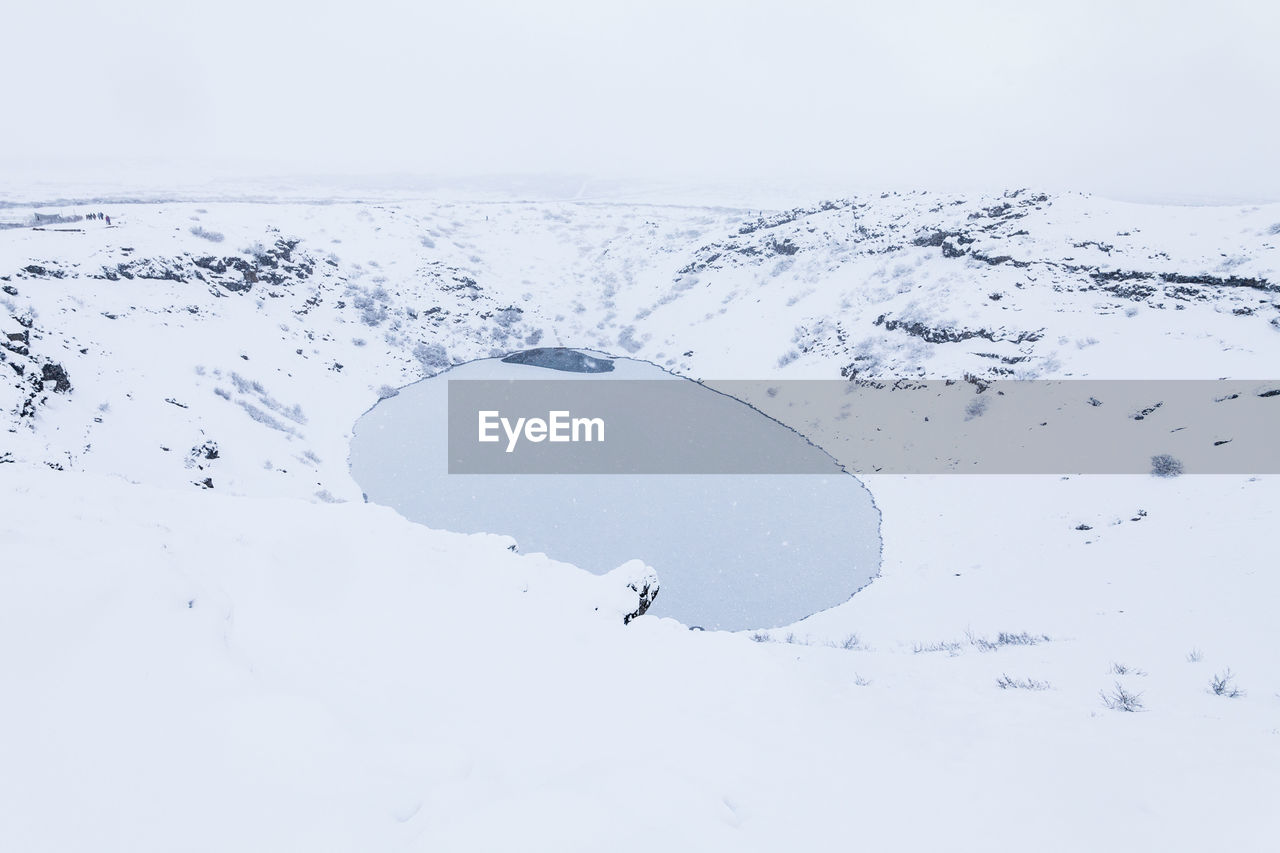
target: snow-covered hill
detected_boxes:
[3,191,1277,492]
[2,190,1278,851]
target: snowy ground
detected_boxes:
[2,189,1278,851]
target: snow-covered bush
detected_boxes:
[190,225,225,243]
[1100,682,1144,712]
[1209,669,1244,697]
[413,342,449,370]
[996,675,1051,690]
[360,303,388,327]
[1110,662,1146,676]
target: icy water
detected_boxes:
[349,349,881,631]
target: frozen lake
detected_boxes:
[349,349,882,630]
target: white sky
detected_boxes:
[3,0,1278,200]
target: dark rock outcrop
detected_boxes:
[41,362,71,393]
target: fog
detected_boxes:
[4,1,1278,201]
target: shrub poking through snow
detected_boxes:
[913,640,963,654]
[1100,682,1145,712]
[996,631,1048,646]
[1151,453,1184,477]
[1110,662,1146,676]
[1209,669,1244,698]
[189,225,225,243]
[996,675,1051,690]
[965,630,1051,651]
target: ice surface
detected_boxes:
[350,351,882,630]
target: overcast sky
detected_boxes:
[4,0,1278,201]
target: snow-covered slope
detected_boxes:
[2,190,1278,851]
[3,465,1277,852]
[3,191,1277,494]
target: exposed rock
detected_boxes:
[625,576,659,625]
[193,440,220,460]
[599,560,661,625]
[442,275,482,299]
[1160,272,1275,293]
[912,230,975,250]
[737,199,846,235]
[874,313,1043,345]
[40,362,71,393]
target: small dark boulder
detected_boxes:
[41,362,71,393]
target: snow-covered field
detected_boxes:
[2,189,1278,851]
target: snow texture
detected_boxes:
[2,188,1279,851]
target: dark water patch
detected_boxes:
[501,347,615,373]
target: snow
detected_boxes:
[2,188,1278,850]
[3,465,1276,851]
